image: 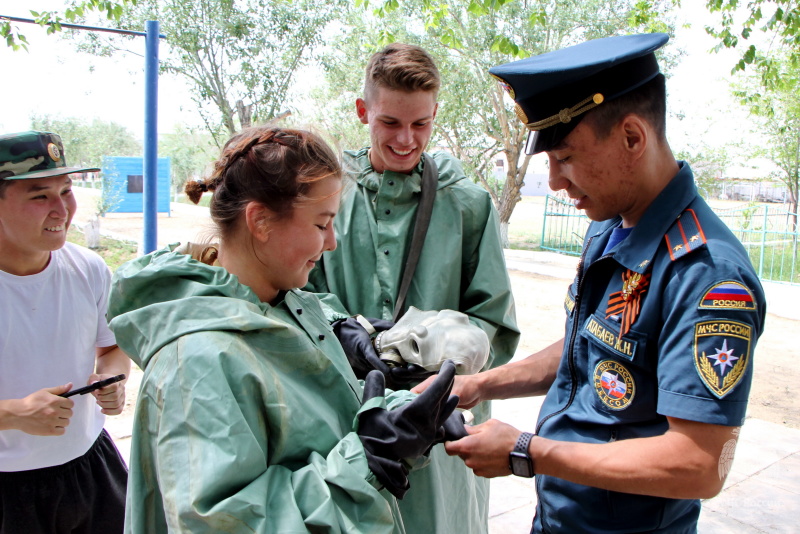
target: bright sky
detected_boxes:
[0,1,758,161]
[0,8,197,139]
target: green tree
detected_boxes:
[705,0,800,87]
[159,124,217,199]
[674,144,733,200]
[731,57,800,228]
[1,1,137,51]
[706,2,800,224]
[30,114,141,168]
[317,0,677,245]
[76,0,344,144]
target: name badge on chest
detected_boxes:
[582,314,638,361]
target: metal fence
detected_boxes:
[541,195,800,285]
[540,195,590,256]
[715,204,799,285]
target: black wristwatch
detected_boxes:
[509,431,535,478]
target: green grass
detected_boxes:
[746,243,800,284]
[67,226,138,272]
[175,192,212,208]
[507,196,547,250]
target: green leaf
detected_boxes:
[467,1,489,16]
[743,44,756,63]
[528,9,546,27]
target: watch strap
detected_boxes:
[514,431,534,455]
[509,431,535,477]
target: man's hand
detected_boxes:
[94,344,130,415]
[412,374,482,409]
[0,384,75,436]
[87,373,127,415]
[444,418,523,478]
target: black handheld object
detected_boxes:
[61,374,126,398]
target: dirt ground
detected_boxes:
[116,269,800,430]
[509,270,800,429]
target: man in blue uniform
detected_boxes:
[415,33,767,533]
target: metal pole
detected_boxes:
[143,20,159,253]
[0,16,147,36]
[759,205,768,278]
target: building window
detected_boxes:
[127,174,143,193]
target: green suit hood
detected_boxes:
[108,244,270,370]
[345,147,466,191]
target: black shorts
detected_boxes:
[0,429,128,534]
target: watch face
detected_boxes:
[510,452,534,478]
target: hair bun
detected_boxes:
[184,180,207,204]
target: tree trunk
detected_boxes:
[237,100,253,130]
[500,221,509,249]
[86,214,101,249]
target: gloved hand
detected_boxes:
[385,363,435,389]
[440,410,469,442]
[333,316,433,388]
[357,360,459,499]
[332,316,394,379]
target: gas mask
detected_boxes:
[373,307,490,375]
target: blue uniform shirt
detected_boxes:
[534,162,766,533]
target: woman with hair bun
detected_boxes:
[107,126,458,534]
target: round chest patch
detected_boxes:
[593,360,635,410]
[47,142,61,162]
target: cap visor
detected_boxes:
[525,118,585,155]
[4,166,101,180]
[524,131,538,155]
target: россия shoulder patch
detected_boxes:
[698,281,757,311]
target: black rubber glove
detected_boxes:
[385,363,435,389]
[332,316,394,379]
[357,360,459,499]
[332,316,434,388]
[441,410,469,442]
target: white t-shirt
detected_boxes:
[0,242,116,471]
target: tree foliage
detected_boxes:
[158,124,217,196]
[30,114,141,168]
[706,0,800,225]
[1,1,136,51]
[731,56,800,226]
[76,0,344,144]
[317,0,677,244]
[705,0,800,87]
[675,144,734,200]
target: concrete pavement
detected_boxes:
[494,250,800,534]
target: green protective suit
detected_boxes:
[108,245,417,534]
[307,149,521,534]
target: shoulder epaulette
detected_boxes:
[664,208,707,261]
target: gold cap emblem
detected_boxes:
[47,143,61,162]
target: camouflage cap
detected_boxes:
[0,131,100,181]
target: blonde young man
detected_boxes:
[0,131,130,534]
[415,33,766,533]
[307,44,520,533]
